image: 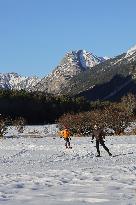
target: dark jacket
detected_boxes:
[92,128,105,141]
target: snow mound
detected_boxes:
[6,124,59,138]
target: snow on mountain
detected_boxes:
[0,72,41,91]
[32,50,107,94]
[103,56,110,60]
[126,44,136,57]
[76,50,105,69]
[124,44,136,64]
[61,49,106,71]
[107,44,136,68]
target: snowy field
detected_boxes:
[0,125,136,205]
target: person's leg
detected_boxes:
[68,142,70,147]
[96,140,100,156]
[100,140,112,156]
[67,138,71,148]
[65,139,68,148]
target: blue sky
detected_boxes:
[0,0,136,77]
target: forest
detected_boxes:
[0,89,90,124]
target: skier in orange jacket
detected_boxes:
[60,128,72,148]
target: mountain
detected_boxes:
[32,50,106,94]
[0,72,41,90]
[61,45,136,100]
[0,45,136,101]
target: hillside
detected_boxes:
[60,45,136,101]
[32,50,106,94]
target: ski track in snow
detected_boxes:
[0,128,136,205]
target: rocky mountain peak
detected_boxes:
[32,50,107,94]
[61,49,105,70]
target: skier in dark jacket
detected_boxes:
[92,125,112,157]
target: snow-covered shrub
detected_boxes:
[13,117,26,133]
[0,117,8,137]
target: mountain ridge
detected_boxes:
[0,49,106,92]
[63,45,136,100]
[0,72,41,91]
[0,44,136,101]
[31,49,107,94]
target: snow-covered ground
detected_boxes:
[0,125,136,205]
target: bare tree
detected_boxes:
[103,103,132,135]
[121,93,136,115]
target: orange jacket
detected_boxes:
[60,129,71,139]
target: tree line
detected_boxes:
[0,89,90,124]
[0,89,136,137]
[58,94,136,135]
